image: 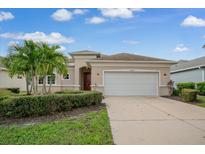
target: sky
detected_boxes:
[0,8,205,60]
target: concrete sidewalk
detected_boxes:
[105,96,205,144]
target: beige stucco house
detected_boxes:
[0,56,27,90]
[0,51,176,96]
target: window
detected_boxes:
[63,74,70,79]
[17,75,22,79]
[47,74,55,84]
[38,76,43,84]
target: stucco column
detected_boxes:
[74,66,80,90]
[91,68,95,91]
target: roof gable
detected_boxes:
[96,53,170,61]
[171,56,205,72]
[70,50,100,56]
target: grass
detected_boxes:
[0,89,26,97]
[0,108,113,145]
[0,89,14,96]
[196,95,205,108]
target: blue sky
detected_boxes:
[0,8,205,60]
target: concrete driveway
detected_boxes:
[104,96,205,144]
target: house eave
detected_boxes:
[87,60,176,64]
[171,65,205,74]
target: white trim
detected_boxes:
[87,60,176,64]
[101,69,160,96]
[46,73,56,86]
[202,68,205,82]
[89,64,170,68]
[68,63,75,66]
[37,74,57,86]
[171,65,205,73]
[38,84,80,87]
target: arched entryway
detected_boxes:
[79,67,91,90]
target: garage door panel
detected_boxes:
[104,72,158,96]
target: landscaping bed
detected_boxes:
[166,82,205,108]
[164,95,205,108]
[0,90,103,118]
[0,107,113,145]
[0,103,105,126]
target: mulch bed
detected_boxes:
[163,96,198,104]
[0,103,105,126]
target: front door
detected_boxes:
[84,72,91,90]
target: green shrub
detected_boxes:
[172,88,179,96]
[176,82,195,95]
[7,88,20,94]
[0,91,102,118]
[196,82,205,96]
[55,90,84,94]
[181,89,198,102]
[0,96,9,102]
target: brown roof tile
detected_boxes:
[96,53,169,61]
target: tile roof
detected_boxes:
[171,56,205,72]
[70,50,100,55]
[96,53,170,61]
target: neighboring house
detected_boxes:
[0,56,27,91]
[0,51,175,96]
[171,56,205,86]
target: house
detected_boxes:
[0,56,27,90]
[0,51,176,96]
[171,56,205,86]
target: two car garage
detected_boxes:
[104,71,159,96]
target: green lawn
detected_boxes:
[196,95,205,108]
[0,108,113,145]
[0,89,26,97]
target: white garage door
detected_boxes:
[104,72,158,96]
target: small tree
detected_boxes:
[3,40,68,95]
[167,80,174,96]
[3,45,32,95]
[37,43,68,94]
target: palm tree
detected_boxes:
[23,40,41,94]
[3,40,41,94]
[37,43,68,94]
[3,45,32,95]
[3,40,68,95]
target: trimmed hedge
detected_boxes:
[172,88,179,96]
[176,82,195,95]
[196,82,205,96]
[55,90,84,94]
[0,91,102,118]
[181,89,198,102]
[7,88,20,94]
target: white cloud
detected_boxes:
[174,44,190,53]
[0,32,75,44]
[122,40,140,45]
[51,9,72,21]
[73,9,88,15]
[86,17,106,24]
[0,11,14,22]
[181,15,205,27]
[57,45,66,52]
[8,41,19,46]
[99,8,143,19]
